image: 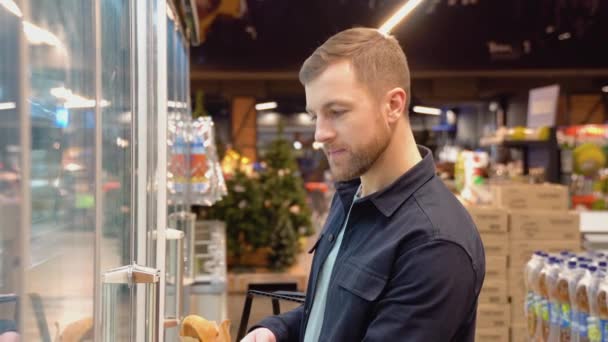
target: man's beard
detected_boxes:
[327,130,391,182]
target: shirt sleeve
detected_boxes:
[249,305,304,342]
[362,240,479,341]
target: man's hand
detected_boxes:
[240,328,277,342]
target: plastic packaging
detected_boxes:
[526,251,547,340]
[543,258,564,341]
[190,117,226,206]
[558,261,577,341]
[577,265,598,342]
[588,266,606,342]
[571,263,590,342]
[596,275,608,342]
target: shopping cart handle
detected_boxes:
[237,290,307,341]
[272,291,306,298]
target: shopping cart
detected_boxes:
[236,287,306,341]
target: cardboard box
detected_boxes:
[509,210,580,240]
[492,183,569,211]
[486,255,508,280]
[479,279,508,304]
[480,232,509,255]
[466,206,508,233]
[476,327,509,342]
[477,303,511,329]
[508,271,526,304]
[510,296,527,326]
[511,324,529,342]
[509,239,581,269]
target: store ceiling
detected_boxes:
[192,0,608,72]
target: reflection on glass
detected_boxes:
[100,0,133,339]
[22,1,96,340]
[101,283,133,341]
[0,2,22,339]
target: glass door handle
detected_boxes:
[165,228,184,322]
[100,264,161,341]
[102,264,160,285]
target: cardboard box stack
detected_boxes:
[468,183,581,342]
[467,206,510,342]
[501,184,580,341]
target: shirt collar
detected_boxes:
[335,145,436,217]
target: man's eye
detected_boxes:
[310,114,317,122]
[330,109,346,116]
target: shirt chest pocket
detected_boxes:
[337,260,388,302]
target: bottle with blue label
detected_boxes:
[577,265,598,342]
[558,260,577,341]
[540,257,561,341]
[527,251,547,340]
[572,263,591,342]
[597,277,608,342]
[588,265,605,342]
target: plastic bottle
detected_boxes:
[596,275,608,342]
[558,261,577,341]
[588,266,606,342]
[540,257,561,341]
[549,259,566,341]
[577,265,598,342]
[526,251,547,340]
[571,263,590,342]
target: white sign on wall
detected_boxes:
[527,84,560,128]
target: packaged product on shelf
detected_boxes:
[190,117,210,197]
[525,251,547,340]
[556,260,577,342]
[569,261,590,342]
[538,257,562,341]
[168,114,190,196]
[190,117,225,206]
[596,278,608,342]
[587,265,606,342]
[576,265,599,342]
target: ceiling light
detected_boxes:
[0,0,22,17]
[51,87,110,109]
[23,21,64,48]
[378,0,425,35]
[0,102,16,110]
[296,112,314,125]
[293,141,303,150]
[413,106,441,115]
[312,142,323,150]
[255,101,277,111]
[602,86,608,93]
[168,101,188,109]
[558,32,571,41]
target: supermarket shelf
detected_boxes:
[580,211,608,233]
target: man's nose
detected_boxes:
[314,116,336,143]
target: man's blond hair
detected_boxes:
[299,27,411,114]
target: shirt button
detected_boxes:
[328,234,334,242]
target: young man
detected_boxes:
[242,27,485,342]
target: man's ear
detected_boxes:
[385,87,406,123]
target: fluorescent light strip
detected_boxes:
[23,21,63,48]
[255,101,277,111]
[413,106,441,115]
[167,101,188,109]
[379,0,425,35]
[0,102,16,110]
[0,0,22,18]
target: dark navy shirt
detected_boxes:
[255,146,486,341]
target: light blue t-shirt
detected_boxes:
[303,187,361,342]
